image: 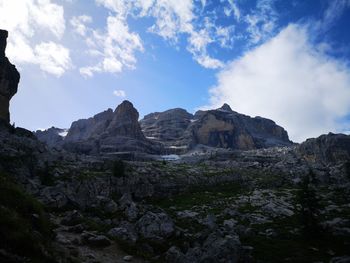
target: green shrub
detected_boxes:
[112,160,125,177]
[0,172,54,261]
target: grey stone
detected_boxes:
[136,211,175,242]
[87,235,111,247]
[165,246,186,263]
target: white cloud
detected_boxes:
[321,0,350,30]
[79,65,101,77]
[75,13,143,76]
[207,24,350,142]
[226,0,240,21]
[34,42,72,77]
[94,0,226,69]
[244,0,278,44]
[195,54,224,69]
[70,15,92,36]
[0,0,71,76]
[113,89,126,97]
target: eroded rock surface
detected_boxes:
[63,101,162,155]
[0,29,20,123]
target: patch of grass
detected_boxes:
[151,182,243,212]
[0,172,55,262]
[242,230,349,263]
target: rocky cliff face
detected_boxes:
[0,30,20,123]
[65,109,114,142]
[140,103,292,152]
[140,108,193,150]
[35,127,68,148]
[63,101,161,155]
[298,133,350,164]
[107,100,145,139]
[182,104,292,150]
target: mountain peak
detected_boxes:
[218,103,233,112]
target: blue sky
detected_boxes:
[1,0,350,142]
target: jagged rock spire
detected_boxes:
[0,29,20,123]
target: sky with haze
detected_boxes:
[1,0,350,142]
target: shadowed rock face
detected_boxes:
[184,104,292,150]
[107,100,145,140]
[140,108,193,145]
[0,29,20,123]
[63,100,160,154]
[35,127,68,148]
[298,133,350,164]
[141,103,292,152]
[65,109,114,142]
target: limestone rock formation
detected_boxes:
[63,100,161,155]
[140,108,193,151]
[35,127,68,148]
[182,104,292,150]
[298,133,350,164]
[65,109,114,142]
[141,103,292,152]
[0,29,20,123]
[107,100,145,139]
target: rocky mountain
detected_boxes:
[298,132,350,164]
[38,102,292,154]
[184,103,292,150]
[62,100,161,155]
[35,127,68,148]
[140,103,292,153]
[0,29,20,123]
[140,108,194,150]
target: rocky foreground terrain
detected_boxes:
[1,29,350,263]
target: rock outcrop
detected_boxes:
[35,127,68,148]
[141,103,292,152]
[65,109,114,142]
[140,108,193,152]
[298,133,350,164]
[63,100,161,155]
[0,29,20,123]
[183,104,292,150]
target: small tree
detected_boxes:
[112,160,125,178]
[297,169,322,237]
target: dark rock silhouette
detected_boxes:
[140,108,193,150]
[0,29,20,123]
[35,127,67,148]
[63,100,161,155]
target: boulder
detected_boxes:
[86,235,111,247]
[0,29,20,123]
[165,246,186,263]
[108,222,138,245]
[199,231,241,262]
[136,211,175,242]
[61,210,83,226]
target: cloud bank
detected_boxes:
[207,24,350,142]
[0,0,71,77]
